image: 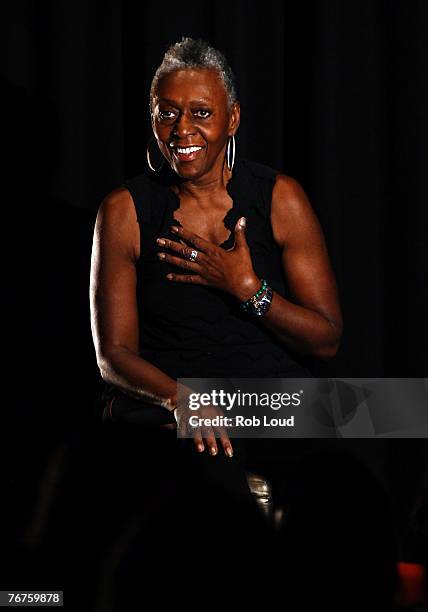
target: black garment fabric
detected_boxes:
[124,156,311,380]
[99,156,312,425]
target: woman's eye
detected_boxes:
[194,109,211,118]
[158,110,175,120]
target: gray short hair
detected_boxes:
[150,37,238,113]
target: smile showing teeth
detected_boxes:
[175,146,203,154]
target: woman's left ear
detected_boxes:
[229,101,240,134]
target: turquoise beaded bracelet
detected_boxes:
[240,279,268,312]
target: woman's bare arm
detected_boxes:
[251,174,343,359]
[90,188,234,456]
[90,188,178,409]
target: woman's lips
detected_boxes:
[172,146,205,162]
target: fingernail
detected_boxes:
[226,447,233,458]
[197,443,204,452]
[157,252,165,259]
[171,226,179,232]
[210,446,217,456]
[157,238,166,245]
[239,217,246,228]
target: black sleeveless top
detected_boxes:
[122,157,310,381]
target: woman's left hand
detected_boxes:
[156,216,261,301]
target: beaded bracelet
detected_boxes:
[240,278,273,317]
[240,279,267,312]
[252,285,273,317]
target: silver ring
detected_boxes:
[188,250,199,262]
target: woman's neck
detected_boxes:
[173,160,233,202]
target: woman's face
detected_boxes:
[151,68,240,180]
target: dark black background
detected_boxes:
[1,0,427,599]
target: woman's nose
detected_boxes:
[172,112,196,138]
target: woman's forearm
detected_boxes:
[98,347,178,409]
[259,290,341,359]
[233,276,342,360]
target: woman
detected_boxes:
[89,38,394,608]
[90,36,342,453]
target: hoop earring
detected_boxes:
[146,139,164,173]
[226,135,236,171]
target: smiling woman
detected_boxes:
[90,36,343,447]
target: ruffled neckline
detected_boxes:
[161,157,247,251]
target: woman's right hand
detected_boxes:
[173,401,234,458]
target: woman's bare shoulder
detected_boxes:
[96,187,140,261]
[270,174,321,249]
[271,174,311,214]
[100,186,134,214]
